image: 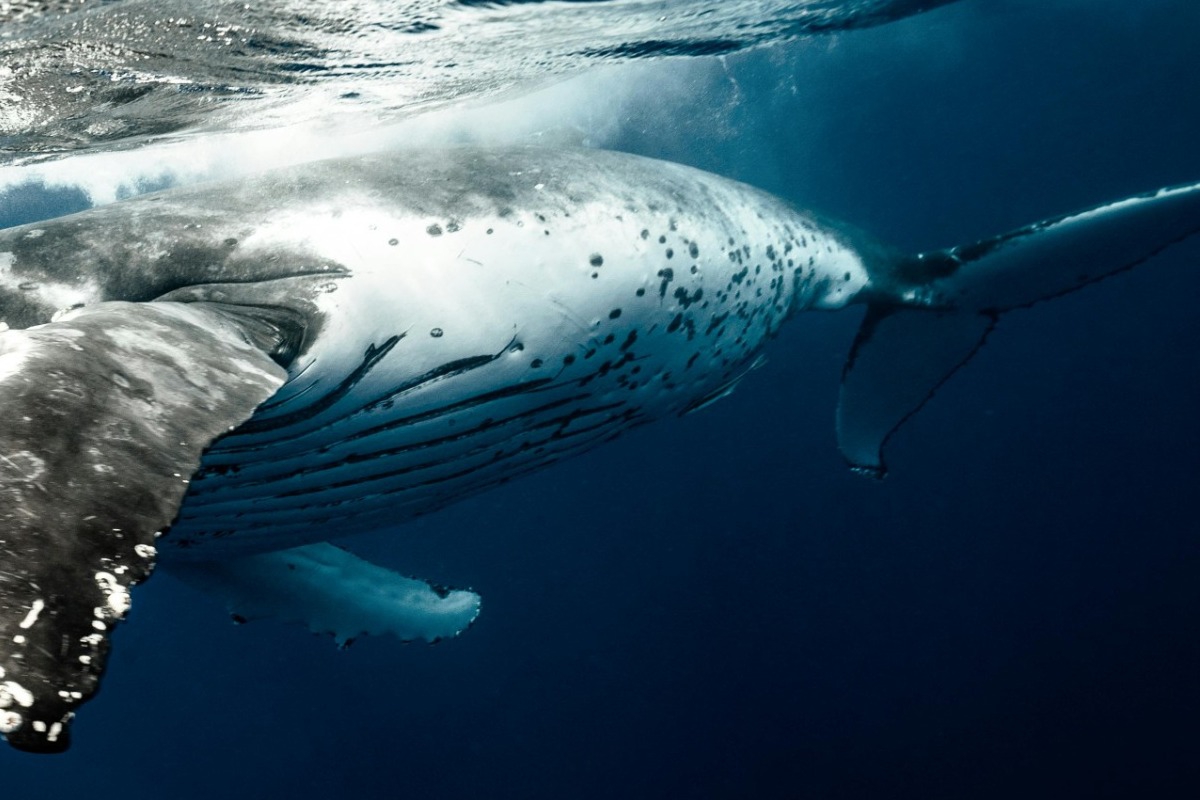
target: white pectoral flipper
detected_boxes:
[168,544,482,648]
[0,301,293,753]
[840,180,1200,477]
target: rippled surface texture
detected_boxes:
[0,0,956,161]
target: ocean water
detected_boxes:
[2,0,1200,797]
[0,0,953,159]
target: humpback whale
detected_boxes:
[0,146,1197,752]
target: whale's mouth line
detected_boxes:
[163,267,350,287]
[147,262,350,297]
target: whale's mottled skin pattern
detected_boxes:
[127,148,869,555]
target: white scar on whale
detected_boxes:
[0,146,1197,752]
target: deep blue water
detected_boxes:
[4,1,1200,797]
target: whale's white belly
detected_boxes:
[165,151,867,554]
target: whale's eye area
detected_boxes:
[207,303,309,369]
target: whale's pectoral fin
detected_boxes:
[168,543,482,648]
[842,179,1200,477]
[837,307,994,478]
[0,300,291,753]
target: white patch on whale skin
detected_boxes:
[809,243,870,311]
[0,680,34,709]
[0,322,32,384]
[0,711,20,733]
[18,600,44,630]
[0,251,101,316]
[94,572,132,616]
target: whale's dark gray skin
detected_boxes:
[0,147,1198,752]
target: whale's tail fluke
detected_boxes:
[838,181,1200,477]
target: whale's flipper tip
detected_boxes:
[170,543,482,647]
[0,301,289,753]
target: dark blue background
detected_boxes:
[4,1,1200,797]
